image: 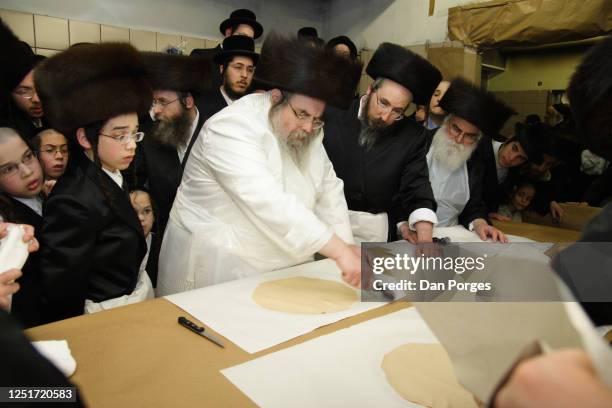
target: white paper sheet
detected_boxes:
[222,307,442,408]
[165,259,386,353]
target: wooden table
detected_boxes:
[493,220,581,242]
[27,298,410,408]
[25,223,579,407]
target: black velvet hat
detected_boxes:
[253,33,362,109]
[365,42,442,105]
[514,124,545,165]
[35,43,152,136]
[214,35,259,65]
[298,27,319,39]
[439,77,516,137]
[326,35,358,60]
[219,9,263,39]
[568,36,612,161]
[141,52,214,93]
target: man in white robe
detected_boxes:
[157,34,363,295]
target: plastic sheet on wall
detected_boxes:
[448,0,612,49]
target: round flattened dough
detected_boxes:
[252,277,358,314]
[381,343,478,408]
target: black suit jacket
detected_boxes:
[473,136,502,213]
[39,154,146,322]
[0,195,44,328]
[423,128,489,228]
[0,310,85,405]
[323,100,436,241]
[199,88,229,124]
[190,45,222,88]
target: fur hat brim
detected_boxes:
[440,78,516,136]
[141,52,214,94]
[366,43,441,105]
[253,32,362,109]
[568,36,612,161]
[35,43,152,136]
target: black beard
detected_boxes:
[358,95,403,149]
[151,108,193,148]
[223,82,247,101]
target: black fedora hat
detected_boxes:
[219,9,263,39]
[326,35,358,60]
[214,35,259,65]
[298,27,318,39]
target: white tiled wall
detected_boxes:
[1,8,209,55]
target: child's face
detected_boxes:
[0,136,43,198]
[97,113,139,172]
[130,191,154,237]
[38,130,69,179]
[512,186,535,210]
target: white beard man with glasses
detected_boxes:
[423,78,515,242]
[157,33,363,295]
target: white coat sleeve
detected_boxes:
[203,114,333,259]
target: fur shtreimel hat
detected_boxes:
[253,33,362,109]
[568,36,612,161]
[141,52,213,94]
[1,19,36,101]
[440,78,515,137]
[365,42,441,105]
[35,42,152,136]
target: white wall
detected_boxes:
[0,0,325,43]
[322,0,491,50]
[0,0,491,49]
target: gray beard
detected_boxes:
[151,109,193,148]
[270,109,317,170]
[430,126,478,172]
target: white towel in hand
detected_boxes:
[31,340,77,377]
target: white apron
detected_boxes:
[427,149,470,227]
[348,210,388,243]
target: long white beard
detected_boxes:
[430,126,478,172]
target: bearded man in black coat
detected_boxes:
[323,43,442,243]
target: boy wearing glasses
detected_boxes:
[424,78,514,242]
[35,43,152,322]
[0,127,45,327]
[158,34,363,294]
[31,129,70,181]
[323,42,442,244]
